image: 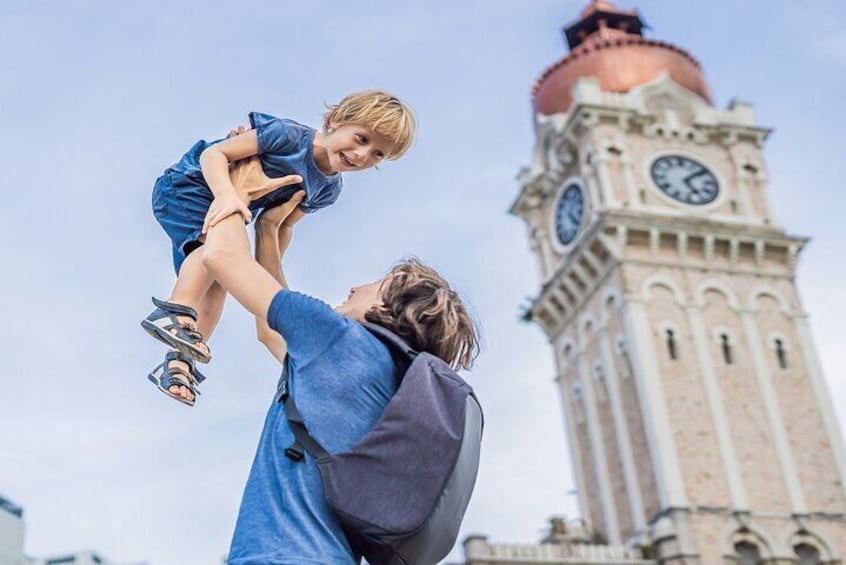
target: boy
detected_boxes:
[142,90,416,405]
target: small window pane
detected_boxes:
[721,334,733,365]
[735,541,761,565]
[775,339,788,369]
[666,329,678,360]
[795,543,820,565]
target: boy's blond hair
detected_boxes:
[323,90,416,160]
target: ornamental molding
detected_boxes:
[527,210,808,339]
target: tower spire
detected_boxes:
[567,0,644,49]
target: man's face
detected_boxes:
[324,124,394,173]
[335,278,386,321]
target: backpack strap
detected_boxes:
[362,322,418,370]
[281,324,417,464]
[278,360,330,463]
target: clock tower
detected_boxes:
[510,1,846,562]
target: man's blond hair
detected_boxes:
[323,90,416,160]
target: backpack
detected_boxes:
[280,322,484,565]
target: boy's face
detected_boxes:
[324,123,395,173]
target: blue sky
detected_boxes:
[1,1,845,563]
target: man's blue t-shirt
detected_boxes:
[227,291,399,564]
[169,113,342,214]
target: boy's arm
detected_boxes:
[199,130,261,231]
[200,131,303,234]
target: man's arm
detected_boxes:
[253,193,307,362]
[254,223,288,362]
[253,225,286,362]
[203,195,347,368]
[201,193,305,334]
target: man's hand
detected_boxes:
[228,125,249,138]
[257,190,306,230]
[230,157,303,206]
[201,125,302,234]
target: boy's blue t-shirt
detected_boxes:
[169,113,342,214]
[228,290,399,565]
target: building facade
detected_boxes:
[470,1,846,563]
[0,495,142,565]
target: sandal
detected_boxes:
[141,297,212,363]
[147,350,206,407]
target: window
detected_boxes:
[571,381,585,423]
[794,543,821,565]
[734,541,761,565]
[665,329,678,360]
[594,362,607,402]
[617,338,633,379]
[775,339,788,369]
[721,333,733,365]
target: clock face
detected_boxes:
[554,184,584,246]
[650,155,719,205]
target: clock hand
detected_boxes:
[682,170,707,187]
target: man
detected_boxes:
[202,158,479,563]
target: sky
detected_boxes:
[1,0,845,563]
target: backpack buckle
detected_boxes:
[285,445,305,462]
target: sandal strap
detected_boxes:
[192,364,207,385]
[161,370,196,392]
[165,349,193,363]
[183,326,204,342]
[160,316,206,348]
[161,365,201,396]
[164,350,207,385]
[151,297,198,321]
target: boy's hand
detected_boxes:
[203,193,254,233]
[257,190,306,228]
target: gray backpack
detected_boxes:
[281,322,484,565]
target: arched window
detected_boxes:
[794,543,821,565]
[775,339,788,369]
[734,541,761,565]
[721,333,733,365]
[665,328,678,360]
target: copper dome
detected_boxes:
[533,1,712,116]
